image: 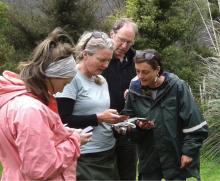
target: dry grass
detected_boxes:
[194,0,220,161]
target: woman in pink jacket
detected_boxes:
[0,27,91,181]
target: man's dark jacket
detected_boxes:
[102,48,136,112]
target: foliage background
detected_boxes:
[0,1,15,73]
[129,0,214,95]
[0,0,213,94]
[195,0,220,162]
[1,0,220,179]
[0,0,102,73]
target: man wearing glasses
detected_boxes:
[102,18,138,180]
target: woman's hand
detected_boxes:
[180,155,193,169]
[79,132,93,145]
[64,127,92,145]
[97,109,128,124]
[65,126,80,133]
[136,120,155,130]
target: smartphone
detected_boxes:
[81,126,94,134]
[137,117,148,121]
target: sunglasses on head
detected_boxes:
[84,31,106,49]
[135,52,156,61]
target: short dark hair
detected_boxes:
[112,17,138,35]
[134,49,164,76]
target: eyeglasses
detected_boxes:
[84,31,107,49]
[115,34,134,47]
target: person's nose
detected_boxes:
[138,72,144,79]
[121,42,129,48]
[102,61,109,69]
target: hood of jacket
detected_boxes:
[0,71,27,109]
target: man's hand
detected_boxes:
[180,155,193,169]
[136,120,155,130]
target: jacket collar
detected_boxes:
[112,47,136,62]
[129,72,179,98]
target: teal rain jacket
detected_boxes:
[123,72,208,180]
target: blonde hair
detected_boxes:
[74,31,114,63]
[74,31,114,85]
[19,27,75,104]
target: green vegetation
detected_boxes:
[1,159,220,180]
[1,0,212,92]
[40,0,100,42]
[200,159,220,181]
[186,159,220,181]
[0,2,15,73]
[124,0,212,93]
[195,0,220,162]
[0,0,220,179]
[0,0,101,74]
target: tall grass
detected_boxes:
[194,0,220,161]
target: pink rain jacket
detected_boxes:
[0,71,81,181]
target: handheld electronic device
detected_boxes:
[112,117,137,129]
[81,126,94,134]
[137,118,148,121]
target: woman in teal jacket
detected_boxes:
[122,49,208,181]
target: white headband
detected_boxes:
[45,55,77,78]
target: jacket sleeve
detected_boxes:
[14,105,81,180]
[122,90,149,142]
[178,81,208,158]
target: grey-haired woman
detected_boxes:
[56,31,127,180]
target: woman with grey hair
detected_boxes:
[56,31,127,180]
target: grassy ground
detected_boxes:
[1,159,220,180]
[200,158,220,181]
[186,158,220,181]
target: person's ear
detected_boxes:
[110,31,115,39]
[82,51,88,58]
[156,66,160,72]
[155,66,160,76]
